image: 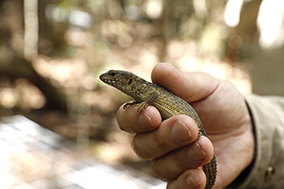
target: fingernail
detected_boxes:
[195,142,207,158]
[186,175,199,187]
[171,120,192,141]
[188,142,207,161]
[139,112,153,128]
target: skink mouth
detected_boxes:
[100,76,122,89]
[99,74,110,84]
[99,74,105,81]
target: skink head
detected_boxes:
[99,70,149,101]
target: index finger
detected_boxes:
[116,103,162,133]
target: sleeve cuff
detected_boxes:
[236,94,284,188]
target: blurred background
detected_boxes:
[1,0,284,188]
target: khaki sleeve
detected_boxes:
[238,94,284,188]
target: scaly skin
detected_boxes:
[100,69,217,189]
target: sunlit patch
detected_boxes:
[33,56,88,88]
[257,0,284,49]
[0,79,46,109]
[0,88,17,108]
[168,40,252,94]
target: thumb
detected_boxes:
[151,63,220,102]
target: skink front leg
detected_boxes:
[123,100,137,110]
[136,92,159,112]
[122,92,159,113]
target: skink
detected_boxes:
[99,69,217,189]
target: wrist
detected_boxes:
[226,98,257,188]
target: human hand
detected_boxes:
[116,63,254,189]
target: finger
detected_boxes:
[152,136,214,181]
[151,63,220,102]
[132,115,199,160]
[167,168,206,189]
[116,103,161,133]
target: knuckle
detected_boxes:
[151,160,170,181]
[150,129,172,151]
[131,136,152,160]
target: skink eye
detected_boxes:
[110,72,116,76]
[128,78,132,85]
